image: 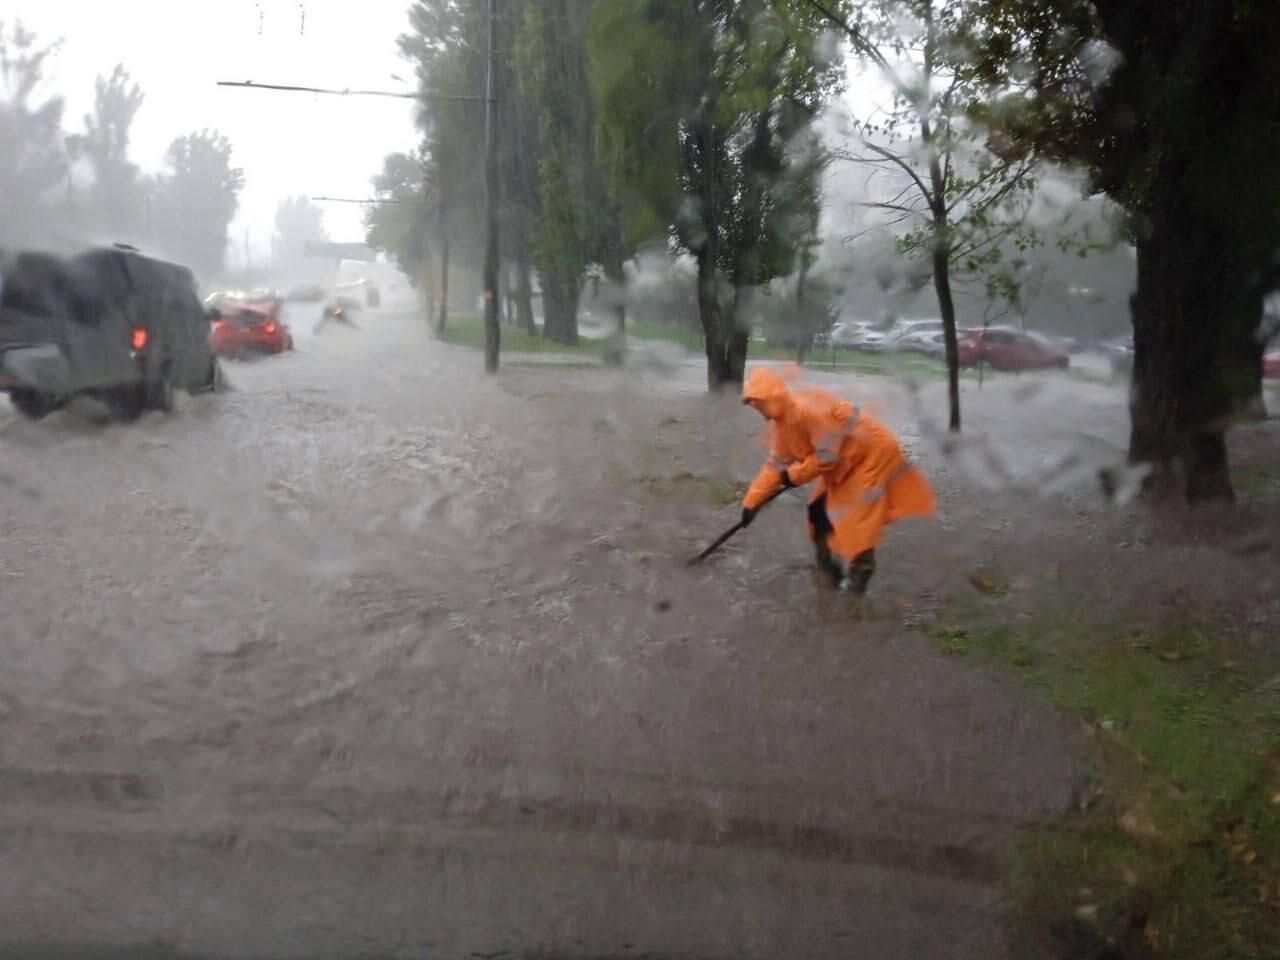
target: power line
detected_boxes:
[311,196,408,205]
[215,80,489,102]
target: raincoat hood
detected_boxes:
[742,367,792,419]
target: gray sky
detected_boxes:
[14,1,887,270]
[14,0,420,264]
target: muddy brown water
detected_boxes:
[2,305,1277,959]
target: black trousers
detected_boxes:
[808,493,876,594]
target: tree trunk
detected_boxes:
[697,251,747,390]
[437,234,450,334]
[1128,182,1262,503]
[932,242,962,432]
[795,255,811,365]
[516,251,536,335]
[481,0,500,375]
[602,231,627,367]
[541,271,581,345]
[540,271,560,341]
[419,255,436,322]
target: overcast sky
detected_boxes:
[12,2,887,269]
[13,0,420,263]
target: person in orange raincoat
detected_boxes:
[740,366,935,594]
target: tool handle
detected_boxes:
[686,486,788,566]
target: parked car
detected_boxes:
[209,300,294,357]
[1263,350,1280,380]
[851,329,889,352]
[885,318,944,344]
[0,246,221,420]
[1055,334,1083,354]
[958,326,1070,371]
[829,321,888,352]
[898,329,948,358]
[1106,336,1134,373]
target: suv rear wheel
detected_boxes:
[145,365,175,412]
[8,388,60,420]
[207,356,224,392]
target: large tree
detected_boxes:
[591,0,843,389]
[272,195,329,276]
[365,149,437,317]
[401,1,495,329]
[0,21,70,248]
[815,0,1038,431]
[152,130,244,280]
[974,0,1280,501]
[76,64,146,240]
[517,0,630,350]
[517,0,590,345]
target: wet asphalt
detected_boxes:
[0,300,1091,959]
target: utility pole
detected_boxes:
[482,0,501,374]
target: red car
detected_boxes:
[1264,350,1280,380]
[209,300,293,358]
[958,326,1069,371]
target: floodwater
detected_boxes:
[1,300,1277,959]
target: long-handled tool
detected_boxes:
[687,486,787,566]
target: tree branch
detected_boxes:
[800,0,908,94]
[857,140,933,204]
[862,200,925,216]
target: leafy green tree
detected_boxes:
[812,0,1037,430]
[0,21,70,248]
[76,65,146,240]
[152,130,244,280]
[272,196,329,277]
[517,0,592,345]
[518,0,631,352]
[401,1,490,328]
[364,149,437,315]
[973,0,1280,500]
[591,0,843,389]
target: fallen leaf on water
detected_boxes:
[1074,904,1099,922]
[968,572,1000,594]
[1119,809,1159,840]
[1270,791,1280,806]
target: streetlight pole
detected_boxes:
[482,0,501,374]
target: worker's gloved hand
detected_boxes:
[741,506,757,528]
[779,469,795,489]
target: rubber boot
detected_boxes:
[841,549,876,596]
[808,495,843,588]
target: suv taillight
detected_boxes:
[130,327,148,351]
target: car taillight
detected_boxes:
[213,320,225,331]
[264,321,277,334]
[130,327,148,350]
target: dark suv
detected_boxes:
[0,245,222,420]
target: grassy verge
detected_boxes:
[931,603,1280,958]
[436,313,958,377]
[434,314,1122,389]
[435,312,596,355]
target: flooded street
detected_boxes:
[0,302,1123,959]
[5,2,1279,954]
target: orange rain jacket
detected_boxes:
[742,367,935,562]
